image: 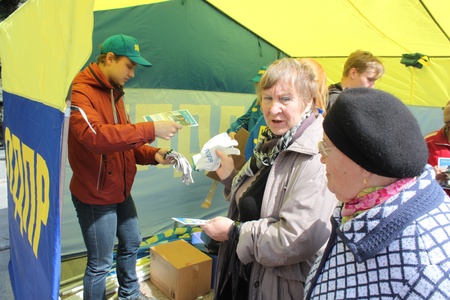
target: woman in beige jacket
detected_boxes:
[202,58,336,299]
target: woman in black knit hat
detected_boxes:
[305,88,450,299]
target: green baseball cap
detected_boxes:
[250,65,268,82]
[100,34,152,67]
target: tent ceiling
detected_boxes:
[93,0,167,11]
[92,0,450,57]
[87,0,450,108]
[206,0,450,57]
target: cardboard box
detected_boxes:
[150,239,212,300]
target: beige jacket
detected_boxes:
[216,114,337,299]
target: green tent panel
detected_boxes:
[91,0,284,93]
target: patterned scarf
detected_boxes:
[231,111,312,191]
[341,177,416,223]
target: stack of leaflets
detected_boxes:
[172,217,207,226]
[143,109,198,127]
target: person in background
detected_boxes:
[305,88,450,299]
[227,65,267,140]
[202,58,336,299]
[68,34,182,300]
[425,100,450,196]
[245,58,329,160]
[327,49,384,110]
[302,58,329,113]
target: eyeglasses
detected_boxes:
[318,140,335,158]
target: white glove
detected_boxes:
[166,150,194,185]
[192,132,240,171]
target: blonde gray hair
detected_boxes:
[258,58,320,109]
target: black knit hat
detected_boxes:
[323,88,428,178]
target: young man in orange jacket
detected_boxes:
[68,34,182,300]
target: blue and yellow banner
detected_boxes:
[0,0,94,298]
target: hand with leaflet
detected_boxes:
[154,120,182,140]
[201,216,234,242]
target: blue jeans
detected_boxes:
[72,194,142,300]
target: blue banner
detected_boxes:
[5,91,63,299]
[0,0,94,298]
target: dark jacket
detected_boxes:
[326,82,344,111]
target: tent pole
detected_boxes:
[59,85,72,223]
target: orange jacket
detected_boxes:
[68,63,159,205]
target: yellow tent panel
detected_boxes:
[4,0,448,108]
[206,0,450,57]
[205,0,450,108]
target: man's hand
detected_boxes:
[154,121,182,140]
[155,148,173,165]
